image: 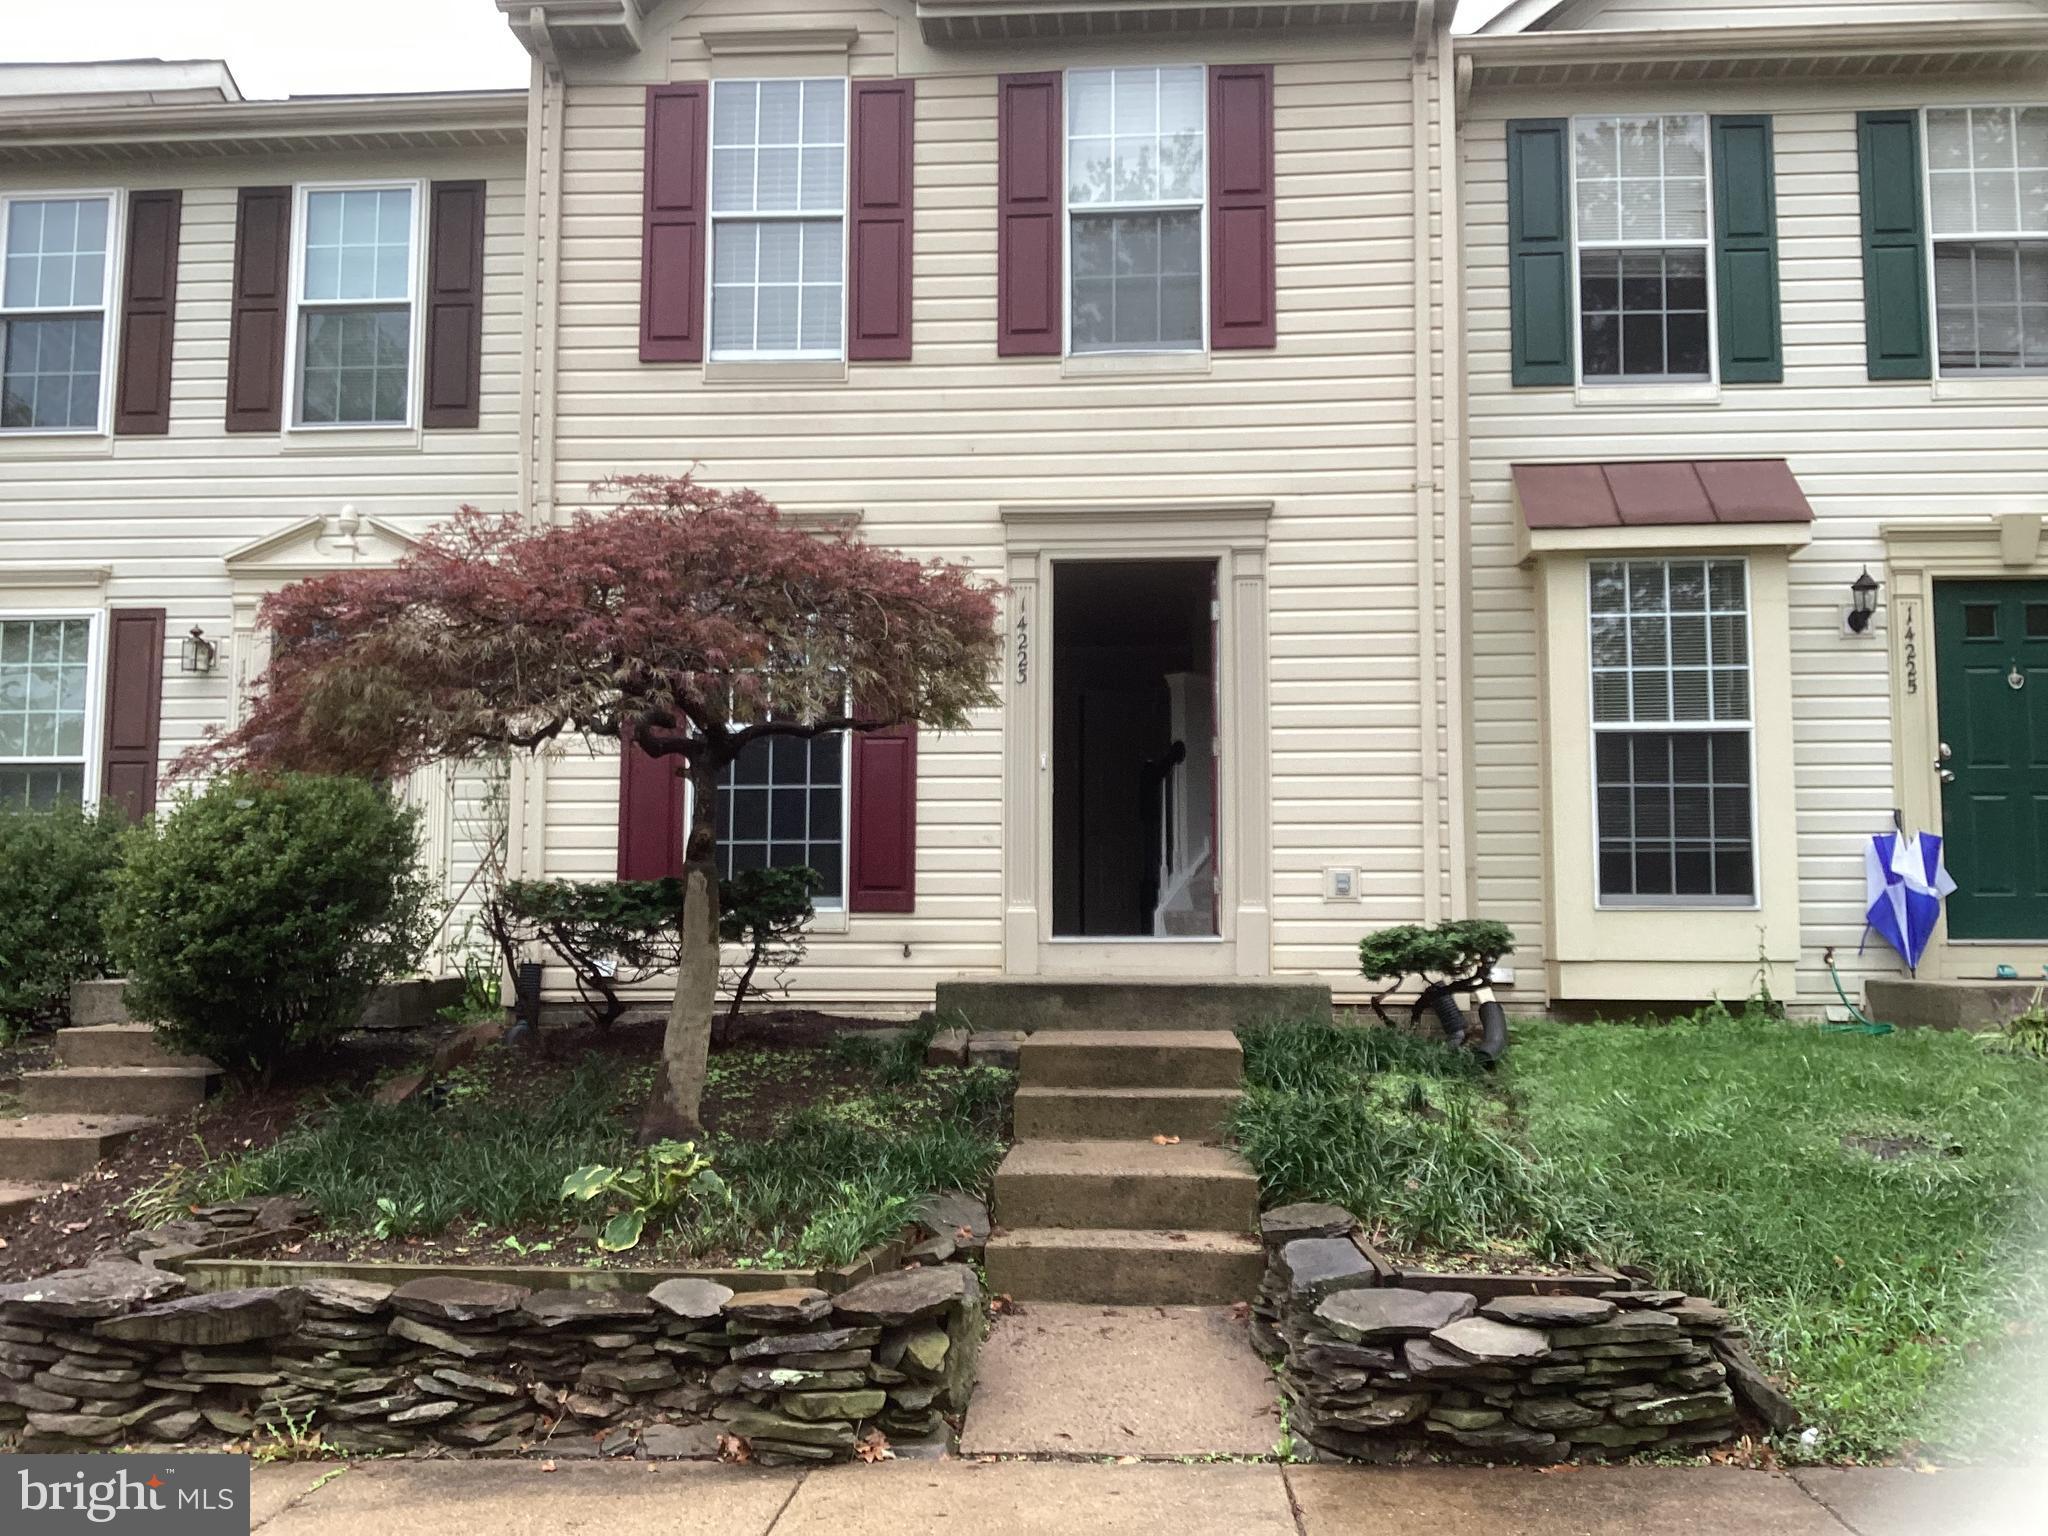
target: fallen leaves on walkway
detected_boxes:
[718,1433,753,1465]
[1151,1135,1181,1146]
[856,1430,894,1463]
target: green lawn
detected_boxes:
[1234,1008,2048,1461]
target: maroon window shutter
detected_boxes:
[226,186,291,432]
[849,724,917,913]
[642,83,709,364]
[100,609,166,822]
[849,79,915,362]
[423,180,487,429]
[1208,64,1277,350]
[115,190,181,435]
[996,72,1062,357]
[618,733,687,880]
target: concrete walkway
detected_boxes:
[249,1458,2046,1536]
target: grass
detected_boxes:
[1234,1006,2048,1461]
[192,1044,1010,1271]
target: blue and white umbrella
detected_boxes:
[1863,830,1957,975]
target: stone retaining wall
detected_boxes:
[1253,1204,1751,1463]
[0,1259,980,1463]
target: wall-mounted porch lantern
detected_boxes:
[179,626,219,674]
[1845,568,1881,636]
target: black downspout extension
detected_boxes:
[1417,979,1510,1065]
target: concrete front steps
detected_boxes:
[988,1024,1265,1306]
[0,989,222,1201]
[936,977,1331,1034]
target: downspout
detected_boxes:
[1440,43,1472,919]
[1412,1,1444,925]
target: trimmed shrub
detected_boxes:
[0,803,128,1039]
[109,774,435,1078]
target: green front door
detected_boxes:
[1933,579,2048,941]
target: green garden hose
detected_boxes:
[1823,951,1895,1035]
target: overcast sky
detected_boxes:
[8,0,1519,100]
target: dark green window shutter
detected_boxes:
[1857,110,1932,381]
[1711,115,1782,384]
[1508,119,1574,387]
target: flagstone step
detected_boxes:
[1013,1085,1240,1142]
[1017,1030,1244,1090]
[55,1023,214,1072]
[993,1138,1260,1233]
[984,1226,1265,1305]
[22,1065,220,1118]
[0,1114,155,1182]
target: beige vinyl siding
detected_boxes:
[540,0,1449,1005]
[1461,82,2048,1009]
[0,148,525,942]
[1546,0,2045,29]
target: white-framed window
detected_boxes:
[1,192,119,434]
[709,78,847,362]
[1924,106,2048,376]
[715,731,850,909]
[1065,64,1207,356]
[1588,559,1755,907]
[1571,115,1715,384]
[285,181,423,427]
[0,612,100,810]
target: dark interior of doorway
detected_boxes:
[1051,559,1218,939]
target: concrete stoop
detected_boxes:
[1864,977,2047,1031]
[989,1022,1263,1307]
[0,1114,156,1181]
[938,977,1330,1034]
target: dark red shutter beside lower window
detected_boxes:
[225,186,291,432]
[423,180,487,429]
[849,79,915,362]
[618,732,688,881]
[849,724,917,913]
[1209,64,1277,350]
[115,190,181,436]
[100,609,166,822]
[641,83,709,364]
[996,72,1063,357]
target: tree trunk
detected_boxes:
[640,762,722,1143]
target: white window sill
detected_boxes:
[1573,380,1720,408]
[809,907,849,936]
[1933,375,2048,403]
[280,424,423,454]
[0,428,114,460]
[703,359,848,386]
[1063,350,1212,379]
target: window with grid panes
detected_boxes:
[1066,65,1206,354]
[1572,115,1712,382]
[1,195,115,432]
[0,616,93,810]
[715,732,846,906]
[709,79,847,360]
[1925,107,2048,375]
[294,185,418,425]
[1589,559,1755,904]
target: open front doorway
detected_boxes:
[1051,559,1219,939]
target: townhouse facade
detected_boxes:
[2,0,2044,1016]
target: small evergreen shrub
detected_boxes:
[486,878,686,1028]
[109,774,435,1078]
[0,803,128,1038]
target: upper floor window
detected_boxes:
[1,194,116,433]
[1066,65,1206,355]
[1590,558,1754,906]
[291,183,421,426]
[1572,115,1712,384]
[0,614,95,810]
[710,79,847,361]
[1926,106,2048,375]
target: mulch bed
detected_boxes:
[0,1009,910,1282]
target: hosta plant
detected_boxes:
[560,1139,726,1252]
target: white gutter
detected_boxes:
[1457,16,2048,69]
[1413,0,1444,924]
[1437,8,1470,920]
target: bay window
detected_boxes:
[1066,65,1206,355]
[1589,558,1755,905]
[1,193,116,433]
[709,79,847,361]
[1926,106,2048,375]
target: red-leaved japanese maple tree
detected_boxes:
[186,474,1002,1138]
